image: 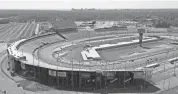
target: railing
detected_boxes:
[16,32,56,49]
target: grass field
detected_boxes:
[98,39,171,61]
[62,36,171,63]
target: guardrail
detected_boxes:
[16,32,56,49]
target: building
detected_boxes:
[50,18,77,32]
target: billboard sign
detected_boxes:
[48,70,56,76]
[81,73,90,78]
[134,71,144,79]
[57,72,67,77]
[21,63,26,70]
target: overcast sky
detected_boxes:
[0,0,178,10]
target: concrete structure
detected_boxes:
[7,32,171,90]
[35,24,40,35]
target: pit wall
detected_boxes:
[16,32,56,49]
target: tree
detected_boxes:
[155,21,170,28]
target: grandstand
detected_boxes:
[8,31,177,91]
[6,20,178,92]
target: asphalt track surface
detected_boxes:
[15,31,178,72]
[18,33,144,71]
[39,38,177,70]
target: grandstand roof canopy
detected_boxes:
[51,19,77,30]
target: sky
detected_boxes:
[0,0,178,10]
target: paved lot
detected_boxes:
[0,23,37,43]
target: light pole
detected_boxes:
[79,61,81,88]
[88,30,90,44]
[163,58,166,89]
[56,53,61,90]
[21,49,23,56]
[173,60,177,76]
[173,37,177,77]
[100,61,102,91]
[32,53,35,80]
[71,57,74,90]
[124,60,126,89]
[144,59,149,88]
[104,61,108,94]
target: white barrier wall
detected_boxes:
[35,24,40,35]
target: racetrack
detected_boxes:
[4,26,178,94]
[13,31,178,72]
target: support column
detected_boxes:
[79,72,82,88]
[36,68,48,85]
[96,73,102,89]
